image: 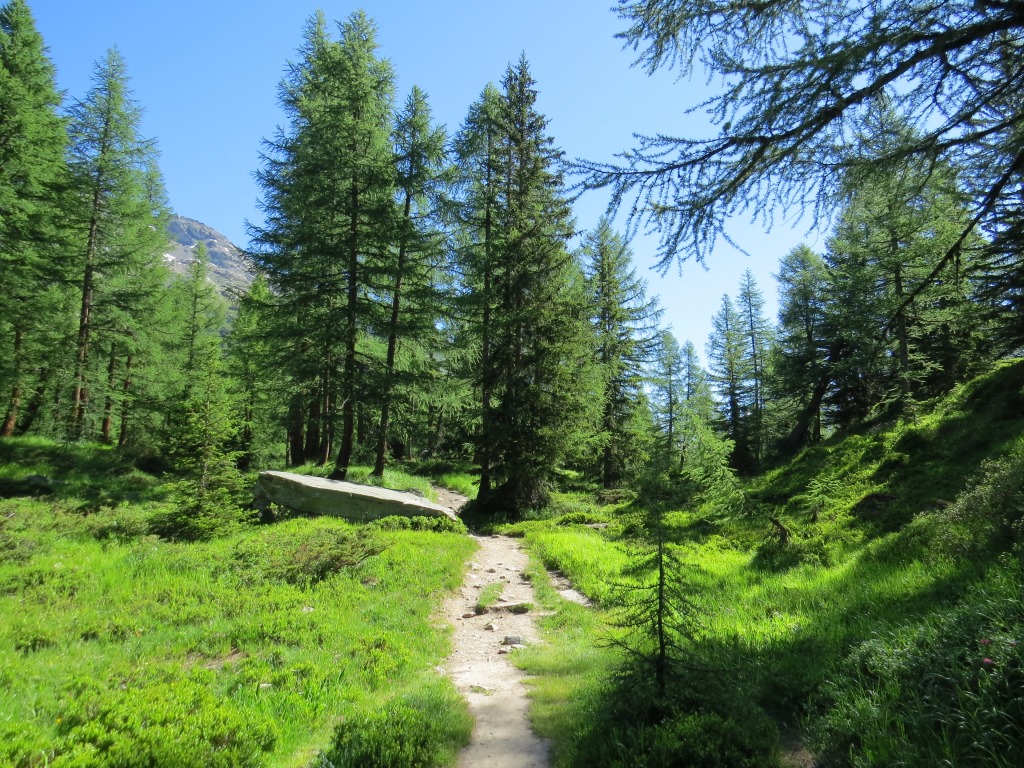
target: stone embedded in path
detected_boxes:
[501,635,523,646]
[253,470,458,522]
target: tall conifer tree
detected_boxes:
[64,48,169,438]
[736,269,772,465]
[249,11,395,474]
[372,86,447,476]
[773,244,830,448]
[0,0,68,437]
[452,83,504,495]
[706,294,752,470]
[476,56,598,513]
[582,217,661,487]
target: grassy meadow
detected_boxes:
[2,360,1023,767]
[0,440,475,768]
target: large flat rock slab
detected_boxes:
[254,471,459,522]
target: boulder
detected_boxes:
[254,471,458,522]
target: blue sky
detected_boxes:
[29,0,815,357]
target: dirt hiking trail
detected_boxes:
[442,531,550,768]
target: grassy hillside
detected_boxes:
[503,359,1024,767]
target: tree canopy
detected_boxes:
[582,0,1024,276]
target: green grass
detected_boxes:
[474,582,504,613]
[289,462,439,502]
[500,361,1024,767]
[512,552,618,768]
[433,472,479,500]
[0,440,477,767]
[0,436,168,509]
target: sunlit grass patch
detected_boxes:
[433,472,478,500]
[289,462,438,502]
[0,501,475,767]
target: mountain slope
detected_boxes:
[164,215,251,296]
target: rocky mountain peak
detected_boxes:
[163,214,252,296]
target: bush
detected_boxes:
[369,515,467,534]
[557,510,611,526]
[566,675,780,768]
[231,519,384,588]
[146,495,247,542]
[611,711,779,768]
[84,503,157,542]
[316,681,471,767]
[50,672,278,768]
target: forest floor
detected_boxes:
[437,488,552,767]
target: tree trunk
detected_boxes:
[15,368,50,436]
[117,355,133,448]
[779,373,830,453]
[478,132,494,498]
[769,516,791,546]
[288,397,305,467]
[71,193,102,437]
[100,342,117,443]
[238,388,255,471]
[305,395,321,464]
[318,388,332,466]
[374,192,412,477]
[893,258,911,396]
[333,181,360,481]
[2,329,25,437]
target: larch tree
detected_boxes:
[822,152,989,424]
[706,294,753,471]
[0,0,68,438]
[64,48,170,439]
[773,244,830,450]
[584,0,1024,283]
[452,82,504,496]
[651,333,715,471]
[735,269,772,465]
[225,276,281,470]
[372,85,447,477]
[248,11,396,475]
[651,330,685,463]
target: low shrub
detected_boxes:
[231,518,383,587]
[593,711,779,768]
[84,503,159,542]
[369,515,467,534]
[146,494,248,542]
[557,510,611,526]
[52,671,278,768]
[316,680,472,768]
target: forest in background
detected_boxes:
[2,0,1021,522]
[4,0,1024,765]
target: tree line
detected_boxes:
[2,1,1018,519]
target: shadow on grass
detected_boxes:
[727,538,992,718]
[0,436,167,508]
